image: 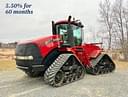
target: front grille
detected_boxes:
[15,43,43,67]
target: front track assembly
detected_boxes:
[44,54,85,87]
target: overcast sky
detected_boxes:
[0,0,101,43]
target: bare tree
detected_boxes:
[113,0,124,44]
[99,0,128,60]
[123,4,128,60]
[112,0,128,60]
[99,0,113,49]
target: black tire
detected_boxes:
[25,71,40,77]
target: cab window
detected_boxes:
[56,24,83,46]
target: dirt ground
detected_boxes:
[0,60,16,71]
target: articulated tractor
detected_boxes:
[15,16,116,87]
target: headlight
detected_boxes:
[27,56,34,60]
[15,56,34,60]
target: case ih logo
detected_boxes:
[44,38,60,45]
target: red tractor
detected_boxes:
[15,16,115,87]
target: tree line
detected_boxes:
[99,0,128,60]
[0,42,17,48]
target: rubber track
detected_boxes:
[44,54,85,87]
[87,54,116,75]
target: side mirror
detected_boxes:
[75,20,84,28]
[79,22,84,28]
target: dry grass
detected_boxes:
[0,48,15,60]
[114,60,128,70]
[0,48,14,54]
[0,60,16,71]
[0,48,16,71]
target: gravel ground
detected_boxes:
[0,69,128,97]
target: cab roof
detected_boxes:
[55,20,84,28]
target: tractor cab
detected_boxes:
[52,16,84,47]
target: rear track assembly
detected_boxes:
[87,54,116,75]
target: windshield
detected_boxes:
[56,24,83,46]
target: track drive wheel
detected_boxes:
[54,70,65,87]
